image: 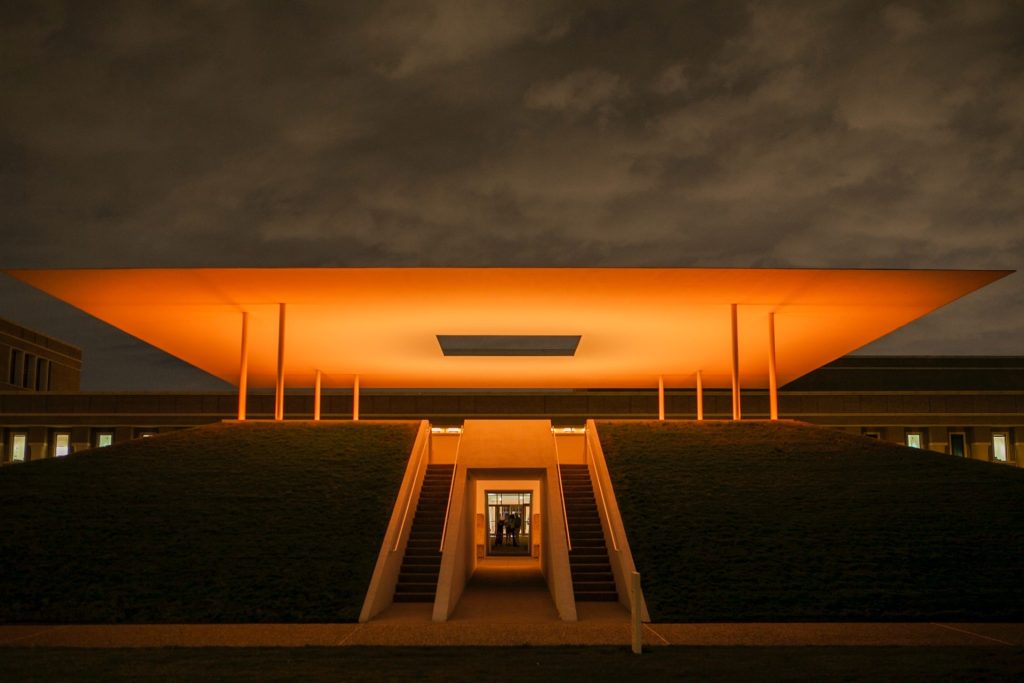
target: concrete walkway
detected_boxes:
[1,622,1021,648]
[2,560,1021,649]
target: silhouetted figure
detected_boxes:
[510,512,521,546]
[496,516,505,546]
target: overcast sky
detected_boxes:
[1,0,1021,390]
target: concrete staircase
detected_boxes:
[394,463,455,603]
[560,464,618,602]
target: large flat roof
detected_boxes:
[5,268,1010,389]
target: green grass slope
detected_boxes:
[0,421,418,623]
[598,420,1024,622]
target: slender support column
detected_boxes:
[237,311,249,421]
[275,303,286,421]
[696,370,704,421]
[314,369,322,421]
[353,374,360,421]
[768,312,779,421]
[658,376,665,421]
[730,303,741,421]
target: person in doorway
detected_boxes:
[495,514,505,546]
[511,512,521,547]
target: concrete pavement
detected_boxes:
[1,621,1021,648]
[3,560,1020,648]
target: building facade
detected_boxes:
[2,355,1021,466]
[1,318,81,393]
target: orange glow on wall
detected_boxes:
[4,268,1010,389]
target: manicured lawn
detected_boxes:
[1,646,1021,682]
[597,420,1024,622]
[0,421,418,623]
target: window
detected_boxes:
[54,433,70,457]
[96,432,113,448]
[22,354,33,388]
[8,349,21,385]
[11,433,27,462]
[906,432,923,449]
[35,358,48,391]
[992,433,1009,462]
[949,432,967,458]
[863,431,880,439]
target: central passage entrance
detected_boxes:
[486,491,532,556]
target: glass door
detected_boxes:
[486,491,532,556]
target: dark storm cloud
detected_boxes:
[0,0,1021,389]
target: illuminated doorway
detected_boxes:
[487,491,531,556]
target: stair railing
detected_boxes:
[392,424,430,552]
[438,431,463,552]
[553,431,572,551]
[587,429,619,552]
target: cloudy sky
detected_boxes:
[1,0,1021,390]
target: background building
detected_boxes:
[1,317,81,393]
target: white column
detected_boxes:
[658,376,665,421]
[275,303,286,421]
[768,312,779,421]
[353,374,360,421]
[696,370,704,421]
[237,311,249,421]
[730,303,741,421]
[314,369,322,421]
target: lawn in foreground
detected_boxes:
[598,420,1024,622]
[1,646,1021,682]
[0,421,418,623]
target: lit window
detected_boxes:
[54,433,70,457]
[906,433,922,449]
[993,433,1009,462]
[96,433,113,448]
[11,434,27,462]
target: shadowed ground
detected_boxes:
[598,420,1024,622]
[0,421,418,623]
[1,645,1022,682]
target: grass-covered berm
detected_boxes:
[0,421,418,623]
[597,420,1024,622]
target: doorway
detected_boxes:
[950,432,967,458]
[486,490,532,556]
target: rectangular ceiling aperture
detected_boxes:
[437,335,581,357]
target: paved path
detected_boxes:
[1,622,1021,648]
[2,561,1021,649]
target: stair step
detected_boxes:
[574,593,619,602]
[400,567,440,576]
[396,465,455,603]
[393,594,435,603]
[396,582,438,591]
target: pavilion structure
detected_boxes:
[6,267,1010,422]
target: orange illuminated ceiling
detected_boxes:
[5,268,1010,390]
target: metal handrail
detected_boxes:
[438,432,463,552]
[392,425,430,552]
[553,432,572,551]
[587,430,619,552]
